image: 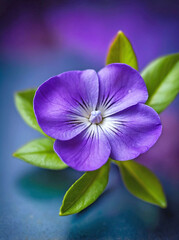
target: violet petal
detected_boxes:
[98,63,148,117]
[101,103,162,160]
[54,125,111,171]
[34,70,99,140]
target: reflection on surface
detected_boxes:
[1,164,175,239]
[16,168,82,200]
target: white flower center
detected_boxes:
[89,110,102,124]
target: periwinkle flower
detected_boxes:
[34,64,162,171]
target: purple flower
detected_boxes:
[34,64,162,171]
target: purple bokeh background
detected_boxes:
[1,0,179,69]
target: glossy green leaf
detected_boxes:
[60,162,110,216]
[106,31,138,70]
[115,160,167,208]
[142,53,179,113]
[13,138,67,170]
[15,89,45,135]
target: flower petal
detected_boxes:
[98,63,148,117]
[101,103,162,160]
[54,125,111,171]
[34,70,99,140]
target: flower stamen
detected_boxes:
[89,110,102,124]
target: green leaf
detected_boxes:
[14,89,46,135]
[115,160,167,208]
[60,161,110,216]
[13,138,67,170]
[106,31,138,70]
[142,53,179,113]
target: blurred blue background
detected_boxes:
[0,0,179,239]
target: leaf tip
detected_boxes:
[159,199,167,208]
[59,208,69,216]
[117,30,124,36]
[12,152,17,157]
[59,210,63,216]
[59,204,66,216]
